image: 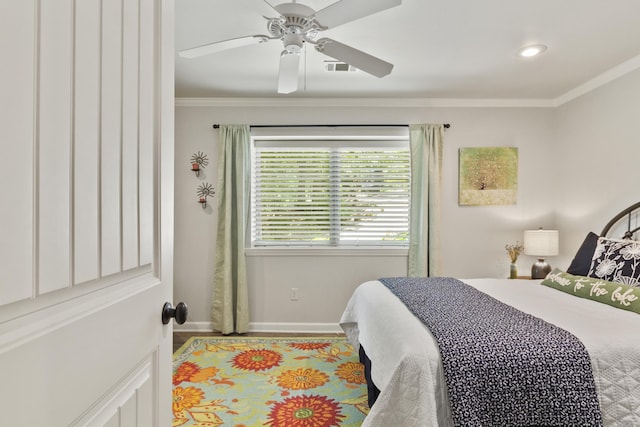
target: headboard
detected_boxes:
[601,201,640,239]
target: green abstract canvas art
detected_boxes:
[458,147,518,206]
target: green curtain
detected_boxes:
[408,124,444,277]
[211,125,250,334]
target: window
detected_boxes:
[251,127,410,247]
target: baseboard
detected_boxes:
[174,321,213,332]
[174,321,343,334]
[250,322,343,334]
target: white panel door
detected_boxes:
[0,0,175,425]
[0,0,34,305]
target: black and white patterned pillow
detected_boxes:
[588,237,640,286]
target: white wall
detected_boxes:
[174,102,556,330]
[554,68,640,267]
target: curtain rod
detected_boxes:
[212,123,450,129]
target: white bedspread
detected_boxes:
[340,278,640,427]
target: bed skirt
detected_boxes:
[359,345,380,408]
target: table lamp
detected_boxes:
[524,229,559,279]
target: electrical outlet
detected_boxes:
[290,288,299,301]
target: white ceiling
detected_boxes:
[175,0,640,100]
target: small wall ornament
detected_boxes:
[196,182,215,208]
[190,151,209,177]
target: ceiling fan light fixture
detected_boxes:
[283,31,304,52]
[518,44,547,58]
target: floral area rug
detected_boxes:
[172,336,369,427]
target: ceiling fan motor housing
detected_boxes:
[269,2,323,53]
[283,29,304,53]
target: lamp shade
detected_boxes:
[524,229,559,257]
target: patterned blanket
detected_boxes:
[379,277,603,427]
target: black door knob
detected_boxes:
[162,302,188,325]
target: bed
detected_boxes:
[340,202,640,427]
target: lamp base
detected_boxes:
[531,258,551,279]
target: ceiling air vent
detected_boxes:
[325,62,357,72]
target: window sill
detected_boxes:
[245,247,409,257]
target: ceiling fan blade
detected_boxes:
[315,38,393,78]
[178,35,270,59]
[277,51,301,94]
[314,0,401,29]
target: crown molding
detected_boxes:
[175,53,640,109]
[175,97,555,108]
[553,53,640,106]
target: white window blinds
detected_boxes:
[251,127,410,247]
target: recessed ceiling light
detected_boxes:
[518,44,547,58]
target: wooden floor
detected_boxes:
[173,331,345,353]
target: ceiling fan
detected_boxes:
[178,0,401,94]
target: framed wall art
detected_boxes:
[458,147,518,206]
